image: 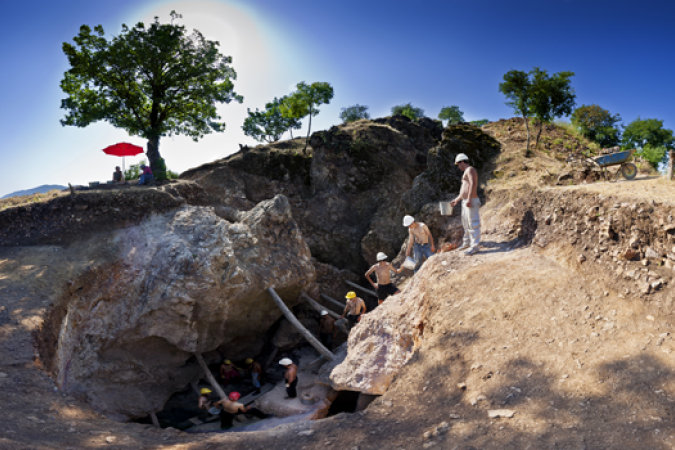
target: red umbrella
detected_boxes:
[102,142,144,172]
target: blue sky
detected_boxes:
[2,0,674,197]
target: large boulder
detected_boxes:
[41,195,314,420]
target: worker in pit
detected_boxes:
[246,358,263,394]
[279,358,298,399]
[340,291,366,329]
[218,391,269,428]
[365,252,402,304]
[219,359,241,384]
[318,310,337,349]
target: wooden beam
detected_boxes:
[267,287,335,360]
[194,352,227,400]
[320,293,346,310]
[345,280,377,298]
[150,412,161,428]
[301,293,341,319]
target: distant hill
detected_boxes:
[2,185,66,199]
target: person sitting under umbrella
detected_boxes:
[138,164,154,185]
[112,166,125,184]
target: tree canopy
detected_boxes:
[391,103,425,121]
[60,11,242,179]
[280,81,334,153]
[571,104,622,148]
[621,118,674,168]
[340,104,370,123]
[438,105,464,125]
[499,67,575,155]
[243,97,301,143]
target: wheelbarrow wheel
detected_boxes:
[620,163,637,180]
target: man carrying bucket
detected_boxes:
[450,153,481,255]
[403,215,435,272]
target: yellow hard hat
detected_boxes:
[223,359,232,365]
[200,388,212,395]
[245,358,254,364]
[345,291,356,299]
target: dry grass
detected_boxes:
[0,189,67,212]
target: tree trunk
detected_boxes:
[534,120,543,149]
[523,116,532,157]
[267,288,335,360]
[303,105,313,154]
[668,150,674,180]
[301,293,341,319]
[146,135,165,180]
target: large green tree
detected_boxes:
[571,104,622,148]
[391,103,425,121]
[621,118,674,169]
[60,11,242,179]
[243,97,301,143]
[438,105,464,125]
[499,67,575,155]
[340,104,370,123]
[280,81,334,153]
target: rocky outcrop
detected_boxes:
[329,274,429,395]
[38,195,314,420]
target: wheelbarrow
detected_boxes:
[591,149,637,180]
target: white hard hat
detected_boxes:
[403,215,414,227]
[279,358,293,366]
[320,310,328,316]
[455,153,469,164]
[376,252,387,261]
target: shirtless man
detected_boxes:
[340,291,367,329]
[403,215,435,272]
[215,391,268,428]
[365,252,402,304]
[450,153,481,255]
[279,358,298,398]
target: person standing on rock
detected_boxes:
[403,215,435,271]
[279,358,298,398]
[319,310,336,349]
[340,291,367,329]
[450,153,481,255]
[365,252,402,304]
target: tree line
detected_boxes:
[59,11,674,179]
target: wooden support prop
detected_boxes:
[150,412,160,428]
[301,293,341,319]
[267,287,335,360]
[345,280,377,298]
[194,352,227,400]
[320,293,346,310]
[264,346,279,371]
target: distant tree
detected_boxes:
[621,118,674,169]
[340,104,370,123]
[243,97,301,143]
[438,105,464,125]
[529,68,575,148]
[280,81,334,153]
[391,103,425,121]
[60,11,242,180]
[571,104,622,148]
[469,119,489,127]
[499,67,575,155]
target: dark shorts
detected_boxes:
[376,283,398,300]
[346,314,360,326]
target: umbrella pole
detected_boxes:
[122,156,125,174]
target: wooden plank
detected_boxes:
[301,293,341,319]
[194,352,227,400]
[267,288,335,360]
[345,280,377,298]
[150,412,161,428]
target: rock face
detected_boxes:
[329,275,429,395]
[39,195,314,420]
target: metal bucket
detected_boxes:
[402,257,416,270]
[439,201,453,216]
